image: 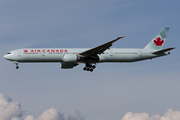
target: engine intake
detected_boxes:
[63,54,78,63]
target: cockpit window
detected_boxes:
[7,52,11,54]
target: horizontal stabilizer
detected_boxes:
[152,47,175,54]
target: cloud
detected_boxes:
[1,93,180,120]
[0,94,84,120]
[24,108,84,120]
[121,108,180,120]
[0,94,22,120]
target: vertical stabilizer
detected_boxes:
[144,27,170,50]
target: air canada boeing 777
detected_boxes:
[4,27,175,72]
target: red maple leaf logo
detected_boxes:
[24,50,28,53]
[154,37,164,46]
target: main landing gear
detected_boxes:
[83,63,96,72]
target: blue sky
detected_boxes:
[0,0,180,120]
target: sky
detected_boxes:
[0,0,180,120]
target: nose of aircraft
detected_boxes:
[4,54,10,60]
[4,54,7,59]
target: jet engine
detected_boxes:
[63,54,78,63]
[61,62,78,69]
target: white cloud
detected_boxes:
[24,108,84,120]
[1,93,180,120]
[0,94,84,120]
[0,94,22,120]
[121,108,180,120]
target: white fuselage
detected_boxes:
[4,48,168,63]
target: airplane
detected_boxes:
[4,27,175,72]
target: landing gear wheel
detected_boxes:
[83,67,87,71]
[90,69,93,72]
[16,66,19,69]
[14,61,19,69]
[83,63,96,72]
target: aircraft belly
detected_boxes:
[19,54,63,62]
[99,54,140,62]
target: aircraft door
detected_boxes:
[17,51,21,57]
[42,49,45,56]
[139,51,143,57]
[42,52,45,56]
[109,50,113,56]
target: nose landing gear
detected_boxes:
[16,65,19,69]
[83,63,96,72]
[14,61,19,69]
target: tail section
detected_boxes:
[144,27,170,50]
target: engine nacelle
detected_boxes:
[63,54,78,63]
[61,62,78,69]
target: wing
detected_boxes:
[79,36,125,57]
